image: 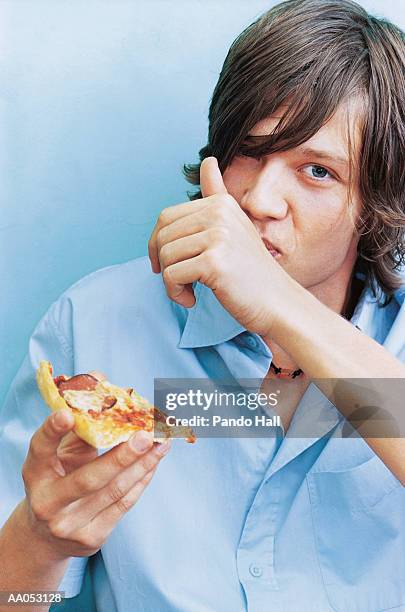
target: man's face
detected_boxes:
[222,102,362,294]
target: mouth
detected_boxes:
[261,237,282,258]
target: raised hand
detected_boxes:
[148,156,289,336]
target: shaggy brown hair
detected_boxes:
[183,0,405,306]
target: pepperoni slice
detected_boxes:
[56,374,99,393]
[101,396,117,411]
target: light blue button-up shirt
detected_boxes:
[1,256,404,612]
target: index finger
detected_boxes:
[148,199,209,273]
[52,430,155,505]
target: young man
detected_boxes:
[0,1,404,611]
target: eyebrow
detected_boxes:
[243,136,350,167]
[293,146,349,167]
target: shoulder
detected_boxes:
[65,256,161,299]
[60,256,168,309]
[44,256,187,340]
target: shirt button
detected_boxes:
[249,564,263,578]
[246,336,258,350]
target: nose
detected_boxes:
[239,159,289,221]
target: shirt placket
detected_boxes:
[236,470,282,611]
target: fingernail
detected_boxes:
[129,432,152,453]
[156,439,172,456]
[53,411,68,429]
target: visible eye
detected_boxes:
[302,165,333,181]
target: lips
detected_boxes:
[261,237,281,258]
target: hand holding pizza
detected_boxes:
[20,401,170,559]
[148,157,292,336]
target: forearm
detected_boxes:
[0,499,69,612]
[270,280,405,378]
[269,279,405,483]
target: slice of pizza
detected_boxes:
[36,360,196,449]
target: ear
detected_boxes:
[200,157,228,198]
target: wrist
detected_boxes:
[0,499,70,597]
[14,499,69,564]
[263,268,304,340]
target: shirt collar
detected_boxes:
[178,269,403,350]
[178,282,245,349]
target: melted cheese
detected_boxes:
[62,389,106,412]
[62,381,153,416]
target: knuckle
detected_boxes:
[210,225,229,243]
[213,201,228,220]
[107,478,127,504]
[140,469,155,487]
[111,447,131,470]
[30,494,52,523]
[159,207,171,224]
[115,493,136,515]
[156,226,168,250]
[72,472,98,495]
[162,265,174,285]
[48,519,70,541]
[205,249,224,276]
[28,436,41,461]
[139,453,158,474]
[204,249,217,268]
[159,242,172,265]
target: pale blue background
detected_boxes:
[1,0,404,406]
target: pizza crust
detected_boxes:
[36,361,195,449]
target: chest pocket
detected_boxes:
[307,455,405,612]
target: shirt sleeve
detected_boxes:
[0,295,88,598]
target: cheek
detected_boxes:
[299,214,358,272]
[296,190,355,240]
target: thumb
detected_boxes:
[200,157,228,198]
